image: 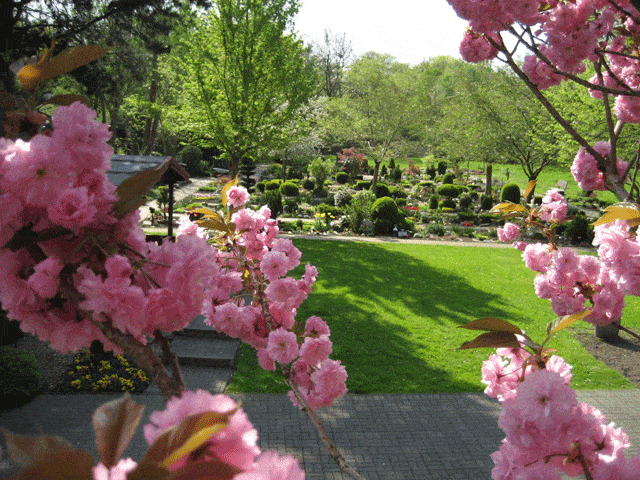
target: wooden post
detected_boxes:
[167,181,175,237]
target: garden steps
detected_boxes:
[154,314,241,393]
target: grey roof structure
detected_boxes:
[107,155,189,187]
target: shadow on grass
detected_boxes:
[229,239,540,395]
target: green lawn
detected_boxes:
[226,239,640,394]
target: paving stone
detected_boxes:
[143,365,234,394]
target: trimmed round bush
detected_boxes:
[373,182,391,198]
[565,214,595,244]
[255,181,266,193]
[438,198,456,209]
[355,180,371,191]
[429,195,439,210]
[371,197,401,235]
[302,178,315,191]
[480,194,494,211]
[437,161,447,175]
[396,198,407,208]
[179,145,207,176]
[501,183,521,204]
[442,173,455,184]
[265,180,281,191]
[264,190,282,218]
[1,348,41,397]
[279,181,299,197]
[436,184,460,198]
[335,172,349,184]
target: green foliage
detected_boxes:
[459,193,474,211]
[373,182,391,198]
[439,198,457,209]
[0,348,41,397]
[480,195,495,211]
[425,223,446,236]
[302,178,315,190]
[355,180,371,190]
[334,189,353,207]
[501,183,521,204]
[437,161,447,175]
[564,214,595,244]
[456,211,478,223]
[426,164,437,179]
[179,145,207,176]
[255,181,266,192]
[317,203,343,217]
[345,190,376,233]
[371,196,401,235]
[279,181,300,197]
[442,173,455,184]
[429,195,439,210]
[264,190,282,218]
[436,184,460,198]
[240,159,257,190]
[265,180,281,191]
[380,164,388,177]
[61,348,150,393]
[335,171,349,184]
[392,167,402,182]
[396,198,407,208]
[308,157,333,193]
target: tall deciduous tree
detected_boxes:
[322,52,420,189]
[169,0,317,176]
[312,29,352,98]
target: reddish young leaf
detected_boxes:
[126,463,171,480]
[16,450,94,480]
[458,331,521,350]
[171,459,241,480]
[546,310,592,338]
[1,429,75,468]
[112,161,170,219]
[459,318,523,334]
[92,394,145,469]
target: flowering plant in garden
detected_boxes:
[0,44,358,480]
[447,0,640,477]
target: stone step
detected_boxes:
[179,314,228,340]
[143,365,234,394]
[168,335,241,368]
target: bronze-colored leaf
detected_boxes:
[220,177,238,208]
[40,94,91,107]
[142,411,234,467]
[490,202,527,214]
[458,331,521,350]
[592,205,640,227]
[524,179,538,200]
[93,393,145,469]
[18,44,110,92]
[459,318,523,334]
[546,310,592,338]
[188,208,222,219]
[171,459,241,480]
[127,462,171,480]
[112,161,171,219]
[1,430,75,468]
[17,450,94,480]
[160,425,226,469]
[197,219,228,233]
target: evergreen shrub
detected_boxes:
[436,184,460,198]
[438,198,457,209]
[279,181,299,197]
[355,180,371,191]
[0,348,41,397]
[429,195,439,210]
[442,173,455,184]
[335,172,349,184]
[501,183,521,204]
[302,179,315,191]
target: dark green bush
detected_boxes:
[335,172,349,184]
[480,195,494,211]
[355,180,371,191]
[279,181,300,197]
[436,184,460,198]
[392,167,402,182]
[565,214,595,244]
[438,198,457,209]
[456,211,478,223]
[371,197,401,235]
[429,195,439,210]
[391,187,408,199]
[264,190,282,218]
[1,348,41,397]
[479,213,499,223]
[396,198,407,208]
[426,223,446,236]
[265,180,281,191]
[442,173,455,184]
[426,165,437,179]
[373,182,391,198]
[179,145,207,176]
[1,311,24,345]
[459,193,473,211]
[302,178,314,191]
[437,161,447,175]
[380,164,388,177]
[255,181,266,193]
[501,183,521,204]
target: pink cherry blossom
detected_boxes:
[226,185,250,207]
[299,336,333,366]
[93,458,137,480]
[266,328,299,364]
[497,222,520,243]
[233,451,305,480]
[27,257,64,299]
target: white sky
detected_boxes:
[294,0,469,66]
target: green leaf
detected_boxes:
[458,331,521,350]
[546,310,592,338]
[459,317,523,334]
[112,160,170,219]
[92,394,145,469]
[39,94,91,108]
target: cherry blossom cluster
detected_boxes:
[481,348,638,480]
[94,390,304,480]
[0,102,233,353]
[571,142,629,192]
[196,190,348,411]
[447,1,640,124]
